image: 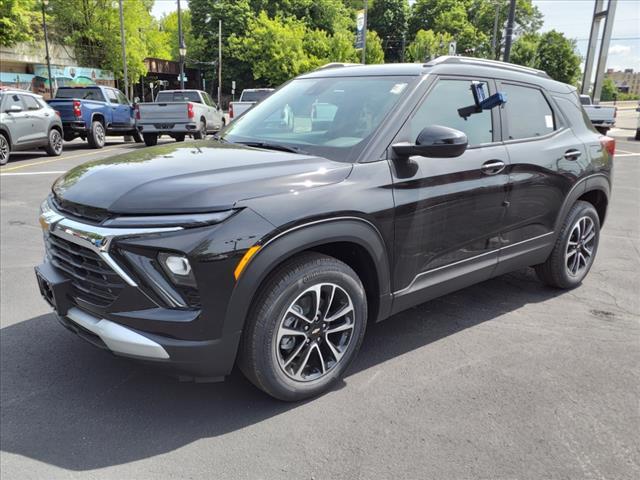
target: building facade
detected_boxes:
[604,68,640,96]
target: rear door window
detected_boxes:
[105,89,119,104]
[3,94,24,111]
[409,79,494,146]
[22,95,41,111]
[500,83,556,140]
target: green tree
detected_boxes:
[406,29,454,63]
[159,10,203,62]
[367,0,409,62]
[365,30,385,64]
[249,0,353,33]
[0,0,41,46]
[535,30,581,85]
[510,32,539,67]
[600,78,618,101]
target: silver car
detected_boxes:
[0,89,64,165]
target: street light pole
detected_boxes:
[503,0,517,62]
[41,0,55,99]
[218,19,222,107]
[177,0,185,90]
[361,0,368,64]
[118,0,128,99]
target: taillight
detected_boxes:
[600,135,615,157]
[73,100,81,117]
[187,102,194,119]
[229,103,234,119]
[135,104,140,120]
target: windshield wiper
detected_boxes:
[235,141,307,155]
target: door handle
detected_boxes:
[564,149,582,160]
[481,160,506,175]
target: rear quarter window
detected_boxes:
[554,94,598,134]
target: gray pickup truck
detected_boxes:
[228,88,274,122]
[579,95,616,134]
[135,89,225,146]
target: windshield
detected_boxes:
[156,91,202,103]
[223,76,414,162]
[241,90,272,102]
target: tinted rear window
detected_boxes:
[500,83,555,140]
[241,90,272,102]
[55,88,105,101]
[156,91,202,103]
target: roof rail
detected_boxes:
[315,62,362,71]
[425,56,551,79]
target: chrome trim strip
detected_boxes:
[393,231,555,296]
[66,307,170,360]
[40,200,182,287]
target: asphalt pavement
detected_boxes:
[1,128,639,479]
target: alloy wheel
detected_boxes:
[275,283,355,382]
[51,130,63,154]
[0,136,8,164]
[566,216,596,277]
[96,124,105,145]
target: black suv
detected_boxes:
[36,57,614,401]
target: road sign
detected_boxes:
[232,80,236,90]
[448,41,457,55]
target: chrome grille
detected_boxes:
[45,234,125,307]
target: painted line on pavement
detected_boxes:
[1,171,67,176]
[0,143,136,173]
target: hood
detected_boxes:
[52,141,352,214]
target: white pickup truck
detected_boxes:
[135,89,225,146]
[228,88,274,122]
[579,95,616,134]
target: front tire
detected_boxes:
[0,133,10,165]
[174,134,185,142]
[143,133,158,147]
[239,252,367,401]
[535,200,600,289]
[87,120,105,149]
[44,128,63,156]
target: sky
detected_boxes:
[151,0,640,71]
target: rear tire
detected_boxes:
[132,130,143,143]
[143,133,158,147]
[595,126,609,136]
[0,133,10,165]
[193,119,206,140]
[535,200,600,289]
[239,252,367,401]
[44,128,63,156]
[635,128,640,141]
[87,120,105,149]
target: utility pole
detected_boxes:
[218,19,222,107]
[491,2,500,60]
[361,0,368,64]
[178,0,185,90]
[41,0,55,99]
[503,0,516,62]
[118,0,128,99]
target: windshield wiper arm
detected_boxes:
[235,141,306,154]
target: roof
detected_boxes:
[300,56,573,91]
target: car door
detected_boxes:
[2,94,32,146]
[21,94,48,143]
[495,81,588,274]
[115,90,134,129]
[202,92,221,129]
[389,76,510,311]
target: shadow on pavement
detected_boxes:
[0,268,564,471]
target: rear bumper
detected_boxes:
[62,121,88,134]
[136,122,198,135]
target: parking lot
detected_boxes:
[1,124,639,479]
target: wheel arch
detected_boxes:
[0,126,11,146]
[91,112,105,125]
[223,218,393,339]
[554,174,610,232]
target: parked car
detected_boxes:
[48,86,141,148]
[36,57,614,401]
[636,103,640,140]
[228,88,274,121]
[135,90,225,146]
[0,88,63,165]
[579,94,616,134]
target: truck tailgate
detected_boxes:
[584,105,616,122]
[138,103,189,123]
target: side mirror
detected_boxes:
[392,125,468,159]
[7,104,23,113]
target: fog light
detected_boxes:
[163,255,191,276]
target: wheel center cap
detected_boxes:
[311,327,321,336]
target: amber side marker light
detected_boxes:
[234,245,261,280]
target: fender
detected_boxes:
[0,127,11,146]
[222,217,392,340]
[553,174,610,233]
